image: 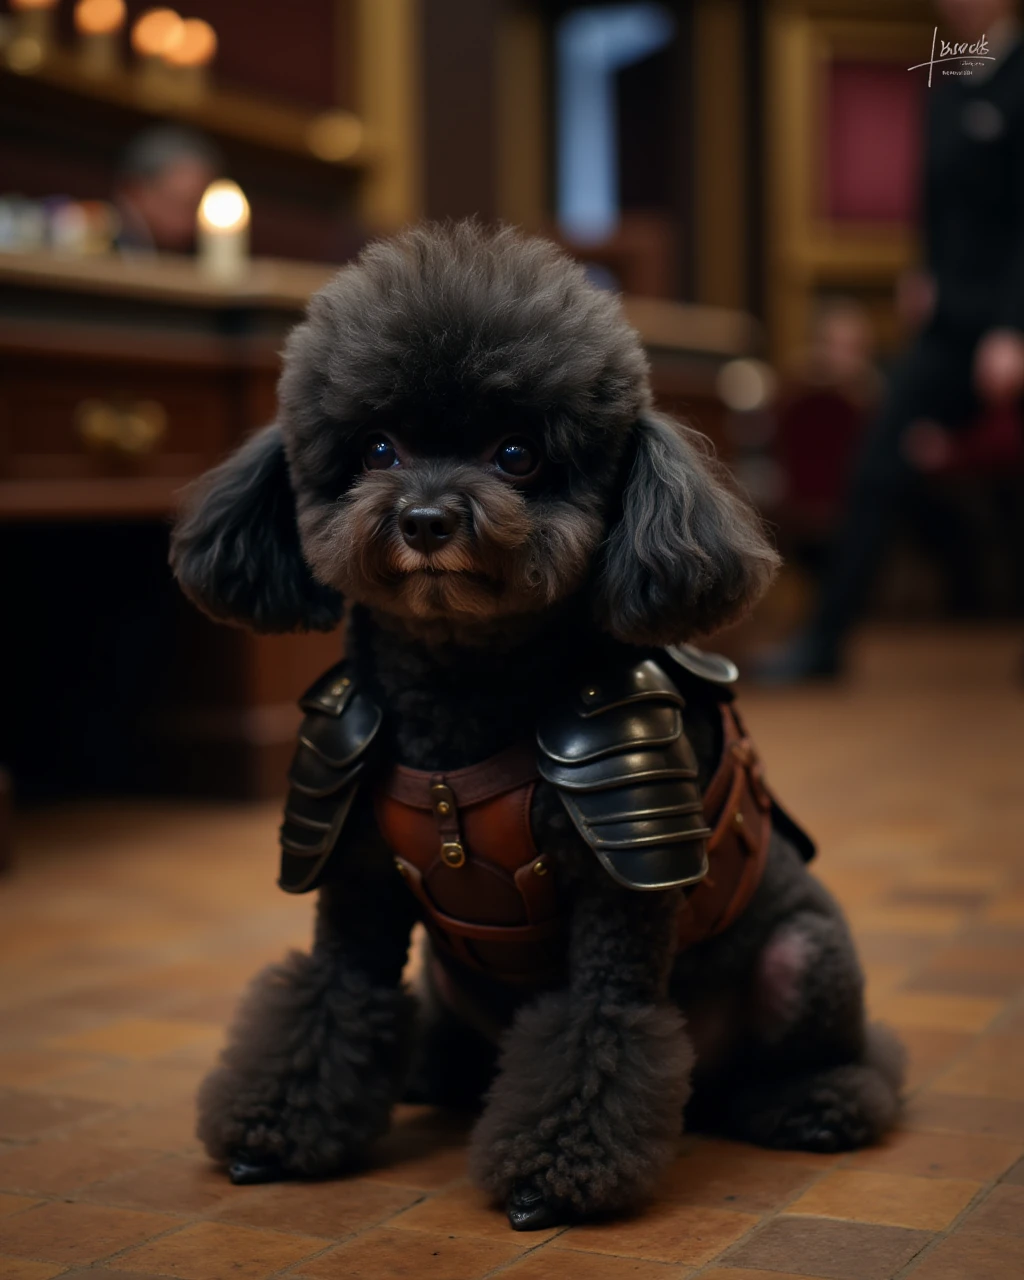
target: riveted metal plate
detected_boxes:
[538,659,710,890]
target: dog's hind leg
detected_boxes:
[720,910,904,1152]
[724,1025,905,1152]
[197,869,418,1183]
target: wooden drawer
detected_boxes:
[0,326,281,520]
[0,364,236,482]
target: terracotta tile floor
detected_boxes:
[1,627,1023,1280]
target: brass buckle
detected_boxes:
[430,783,455,817]
[440,841,465,868]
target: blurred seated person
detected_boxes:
[114,126,222,254]
[798,297,883,410]
[756,0,1024,681]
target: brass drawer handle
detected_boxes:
[75,398,168,456]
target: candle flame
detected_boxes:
[165,17,217,68]
[75,0,126,37]
[131,7,184,58]
[198,180,250,232]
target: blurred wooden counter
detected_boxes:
[0,251,759,798]
[0,253,331,522]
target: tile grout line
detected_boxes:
[479,1223,574,1278]
[876,906,1020,1102]
[2,1051,1021,1276]
[988,983,1024,1035]
[0,1178,436,1275]
[887,1176,1008,1279]
[264,1182,443,1276]
[0,1199,192,1272]
[470,1146,855,1279]
[684,1149,848,1277]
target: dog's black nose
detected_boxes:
[400,505,458,554]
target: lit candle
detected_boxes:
[7,0,58,73]
[74,0,126,78]
[130,6,183,98]
[164,17,216,100]
[197,180,250,281]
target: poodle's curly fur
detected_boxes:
[171,222,904,1229]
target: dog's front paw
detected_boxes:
[470,994,693,1223]
[506,1180,570,1231]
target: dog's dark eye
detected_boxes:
[493,438,539,478]
[363,436,398,471]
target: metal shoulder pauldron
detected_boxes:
[278,662,382,894]
[536,658,711,891]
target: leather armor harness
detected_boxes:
[279,650,813,986]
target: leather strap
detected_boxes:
[394,849,562,986]
[382,743,540,808]
[395,857,561,945]
[677,704,772,948]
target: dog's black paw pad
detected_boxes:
[781,1110,863,1153]
[507,1182,564,1231]
[228,1157,285,1185]
[803,1127,845,1152]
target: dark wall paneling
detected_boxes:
[421,0,501,222]
[617,45,675,212]
[744,0,765,320]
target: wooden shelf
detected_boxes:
[0,46,372,171]
[623,297,763,359]
[0,249,335,310]
[0,252,762,362]
[0,476,187,521]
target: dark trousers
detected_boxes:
[809,328,982,656]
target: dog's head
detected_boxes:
[171,223,777,644]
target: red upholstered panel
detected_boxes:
[775,388,867,523]
[824,61,925,224]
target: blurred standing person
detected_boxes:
[114,126,222,254]
[757,0,1024,681]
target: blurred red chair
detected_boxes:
[901,405,1024,617]
[909,404,1024,475]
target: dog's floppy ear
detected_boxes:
[595,412,778,644]
[170,423,343,633]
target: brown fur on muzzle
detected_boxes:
[297,462,602,624]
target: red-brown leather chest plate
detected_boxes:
[373,746,566,984]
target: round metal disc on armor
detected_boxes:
[665,643,739,685]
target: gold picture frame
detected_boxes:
[766,7,935,365]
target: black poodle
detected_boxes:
[171,222,903,1231]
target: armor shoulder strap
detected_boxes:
[536,658,710,891]
[279,661,383,894]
